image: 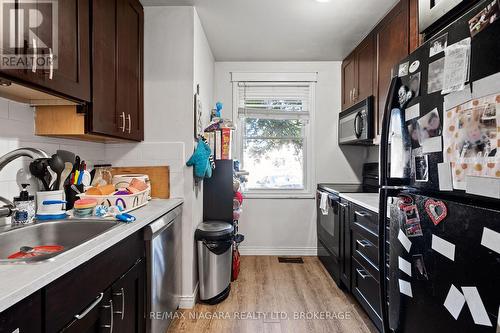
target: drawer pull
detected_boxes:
[355,211,369,218]
[113,287,125,320]
[74,292,104,320]
[339,202,348,208]
[101,300,114,332]
[356,268,370,279]
[356,239,372,248]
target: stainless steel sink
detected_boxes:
[0,220,120,264]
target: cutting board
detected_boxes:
[111,166,170,199]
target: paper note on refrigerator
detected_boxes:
[444,285,465,320]
[462,287,492,327]
[405,103,420,121]
[422,136,443,154]
[442,38,471,94]
[432,234,455,261]
[399,279,413,297]
[398,229,412,253]
[398,256,412,276]
[480,227,500,255]
[438,162,453,191]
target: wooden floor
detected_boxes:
[167,256,377,333]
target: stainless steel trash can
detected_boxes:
[195,221,234,304]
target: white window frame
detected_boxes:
[231,73,317,199]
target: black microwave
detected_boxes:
[419,0,479,34]
[338,96,373,145]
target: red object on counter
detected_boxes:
[8,245,64,259]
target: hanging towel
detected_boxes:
[320,192,329,215]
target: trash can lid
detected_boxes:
[195,221,234,241]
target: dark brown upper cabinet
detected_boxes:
[374,0,409,136]
[0,0,90,102]
[340,0,420,141]
[341,52,356,111]
[341,34,375,112]
[91,0,144,141]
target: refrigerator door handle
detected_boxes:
[379,76,401,187]
[378,188,390,333]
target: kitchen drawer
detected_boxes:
[44,232,144,332]
[352,228,379,280]
[352,257,382,331]
[0,291,42,333]
[351,204,378,235]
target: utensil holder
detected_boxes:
[65,184,84,210]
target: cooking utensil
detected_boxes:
[56,150,76,164]
[48,154,65,190]
[59,162,73,190]
[71,156,81,184]
[29,158,50,191]
[47,165,57,191]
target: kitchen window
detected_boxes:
[232,79,316,197]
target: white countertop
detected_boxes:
[339,192,380,213]
[0,198,183,313]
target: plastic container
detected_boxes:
[77,189,148,212]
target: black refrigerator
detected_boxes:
[378,0,500,332]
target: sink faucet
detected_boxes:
[0,148,49,218]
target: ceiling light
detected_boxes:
[315,0,331,2]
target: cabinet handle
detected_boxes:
[74,292,104,320]
[48,47,53,80]
[353,87,357,100]
[355,210,369,218]
[356,239,372,248]
[126,114,131,134]
[349,89,353,102]
[339,202,348,208]
[101,300,114,332]
[356,268,370,279]
[32,38,37,73]
[119,112,125,132]
[113,288,125,320]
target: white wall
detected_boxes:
[108,6,214,305]
[214,62,371,254]
[0,98,106,226]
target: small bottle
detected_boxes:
[12,184,35,225]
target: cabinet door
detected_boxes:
[0,291,42,333]
[116,0,144,141]
[354,35,374,103]
[341,53,356,111]
[60,290,113,333]
[37,0,91,101]
[91,0,120,137]
[375,0,409,135]
[0,1,43,85]
[111,259,146,333]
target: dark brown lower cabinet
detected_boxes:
[0,291,43,333]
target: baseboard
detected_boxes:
[238,246,317,256]
[178,282,199,309]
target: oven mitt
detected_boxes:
[186,139,212,179]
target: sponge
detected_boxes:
[74,198,98,209]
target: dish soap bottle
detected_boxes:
[12,184,35,225]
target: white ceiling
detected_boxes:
[140,0,398,61]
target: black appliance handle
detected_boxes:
[379,76,401,187]
[354,112,363,138]
[378,75,400,333]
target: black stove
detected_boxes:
[316,163,379,289]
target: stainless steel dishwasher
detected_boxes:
[144,204,182,333]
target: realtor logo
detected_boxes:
[0,0,58,70]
